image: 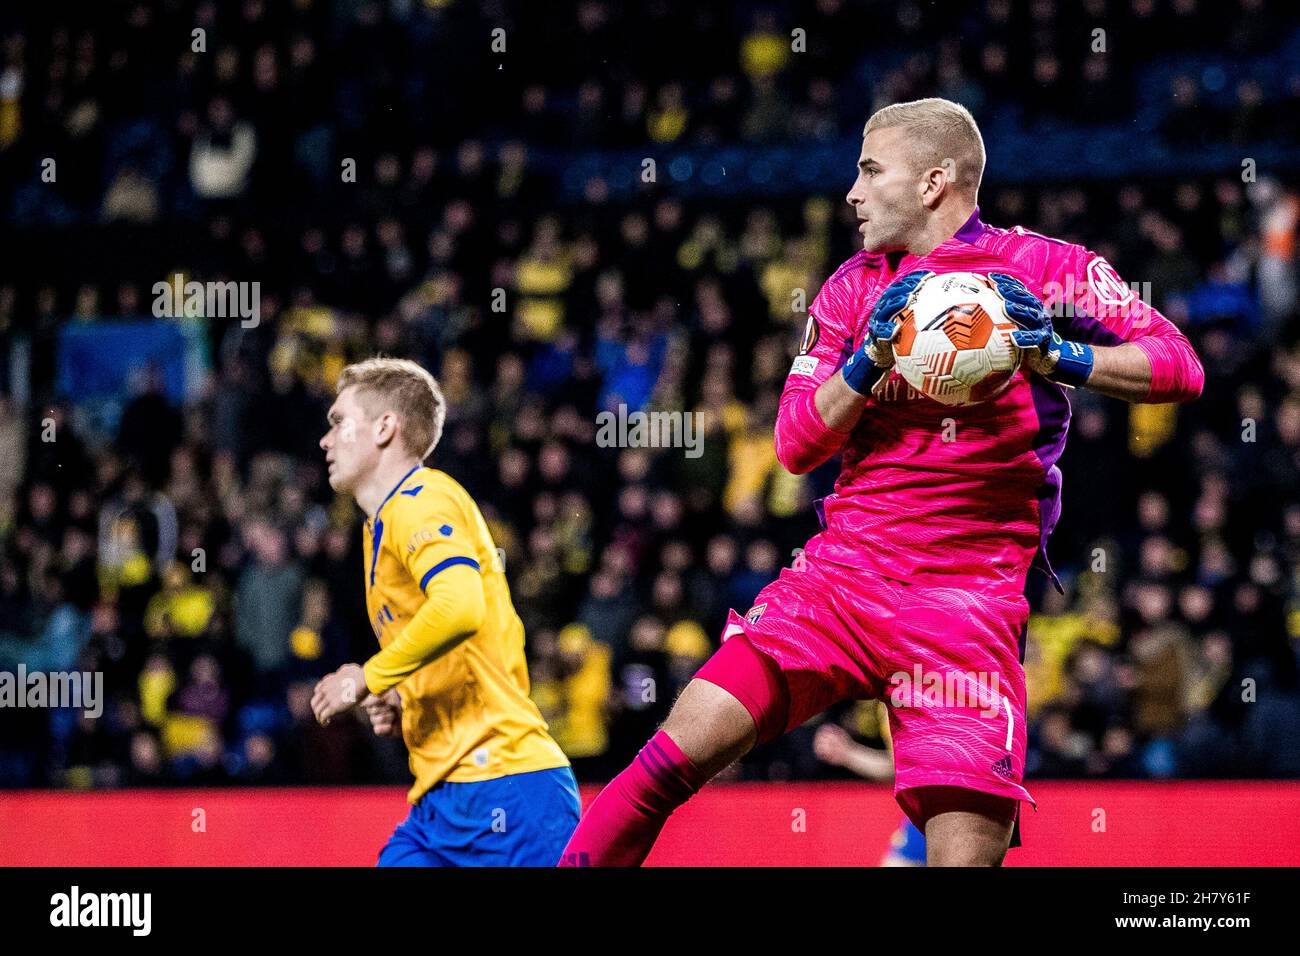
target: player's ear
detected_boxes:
[920,165,947,208]
[374,410,399,448]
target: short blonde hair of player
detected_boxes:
[338,357,446,460]
[864,98,986,197]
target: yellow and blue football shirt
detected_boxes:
[360,465,569,803]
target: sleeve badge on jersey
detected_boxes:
[407,528,435,552]
[790,355,819,377]
[798,313,821,355]
[745,603,767,625]
[1086,256,1135,306]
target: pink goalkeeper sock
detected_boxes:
[557,730,709,866]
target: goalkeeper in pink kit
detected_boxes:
[559,98,1204,866]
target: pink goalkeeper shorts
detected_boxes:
[696,556,1035,828]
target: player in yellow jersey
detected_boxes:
[310,357,579,865]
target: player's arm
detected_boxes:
[811,371,871,434]
[1066,342,1160,402]
[990,255,1203,404]
[311,568,483,725]
[311,492,486,725]
[1019,318,1201,405]
[1079,291,1204,403]
[775,290,858,474]
[819,269,934,423]
[360,562,484,694]
[776,270,930,473]
[362,491,488,694]
[813,723,895,782]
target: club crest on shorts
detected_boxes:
[746,603,767,625]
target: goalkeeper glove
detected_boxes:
[841,269,932,395]
[988,272,1094,388]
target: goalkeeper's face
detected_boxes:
[846,125,929,254]
[320,386,382,495]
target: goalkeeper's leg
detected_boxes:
[557,634,786,866]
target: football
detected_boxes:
[891,271,1023,406]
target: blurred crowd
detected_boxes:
[1,0,1299,790]
[5,0,1300,228]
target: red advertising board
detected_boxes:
[2,782,1297,866]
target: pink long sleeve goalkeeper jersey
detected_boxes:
[776,208,1204,596]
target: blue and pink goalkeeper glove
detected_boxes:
[988,272,1094,388]
[841,269,932,395]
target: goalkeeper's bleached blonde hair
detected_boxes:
[338,357,446,460]
[864,97,986,197]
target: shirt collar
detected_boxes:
[953,205,986,243]
[370,464,421,524]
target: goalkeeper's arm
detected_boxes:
[776,271,929,474]
[990,271,1203,404]
[1059,341,1163,403]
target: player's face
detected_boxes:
[320,387,380,494]
[846,126,927,253]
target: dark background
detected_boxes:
[0,0,1298,791]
